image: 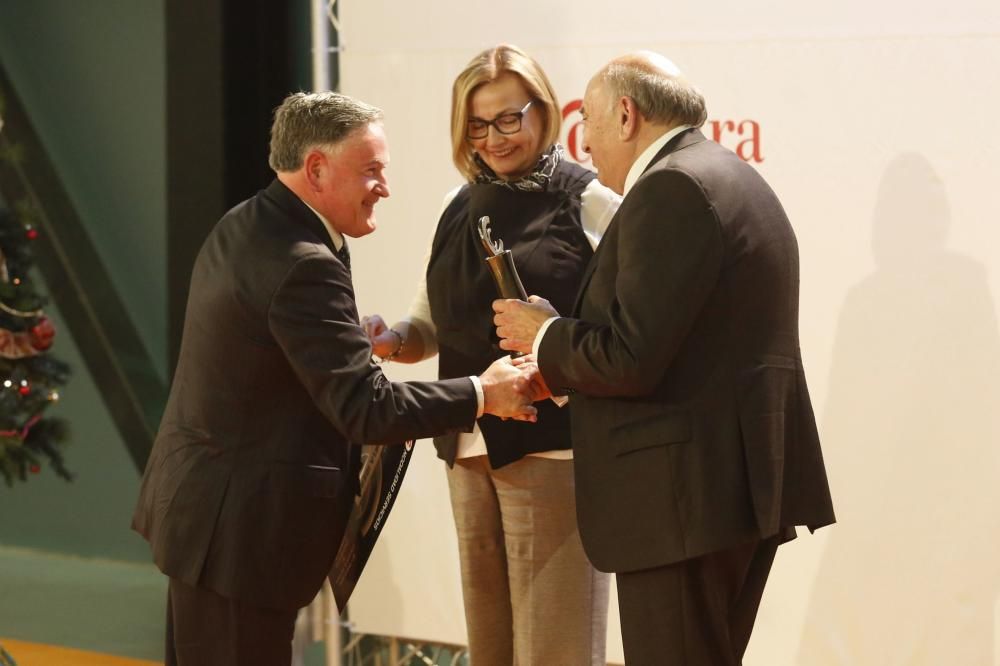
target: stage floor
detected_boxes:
[0,545,165,663]
[0,639,160,666]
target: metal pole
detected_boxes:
[321,582,342,666]
[312,5,341,664]
[310,0,331,91]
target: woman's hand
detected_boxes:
[360,314,387,339]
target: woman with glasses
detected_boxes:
[362,44,619,664]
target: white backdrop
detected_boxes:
[338,2,1000,663]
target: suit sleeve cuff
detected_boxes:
[470,376,484,418]
[534,317,568,406]
[532,316,559,358]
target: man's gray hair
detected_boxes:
[600,56,707,128]
[268,92,384,172]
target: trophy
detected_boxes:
[478,216,528,301]
[478,215,527,358]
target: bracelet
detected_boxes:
[381,328,404,363]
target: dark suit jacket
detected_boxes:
[132,179,477,611]
[539,129,835,573]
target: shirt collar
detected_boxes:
[302,201,345,251]
[622,124,693,196]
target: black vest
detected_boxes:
[427,160,595,468]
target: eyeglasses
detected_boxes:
[466,101,532,139]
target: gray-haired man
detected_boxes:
[133,92,537,665]
[494,54,835,664]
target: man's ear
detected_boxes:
[617,96,640,142]
[303,150,326,191]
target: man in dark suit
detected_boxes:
[132,92,537,666]
[494,53,835,664]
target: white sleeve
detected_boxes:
[469,375,485,417]
[402,185,465,360]
[579,178,622,251]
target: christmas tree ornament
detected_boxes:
[29,316,54,350]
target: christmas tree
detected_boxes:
[0,191,71,485]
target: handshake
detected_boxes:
[478,354,550,422]
[480,294,563,421]
[362,294,560,423]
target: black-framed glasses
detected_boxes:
[466,101,532,139]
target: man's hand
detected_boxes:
[479,356,538,422]
[493,296,559,355]
[512,354,552,401]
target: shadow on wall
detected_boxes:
[796,153,1000,664]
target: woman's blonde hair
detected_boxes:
[450,44,562,181]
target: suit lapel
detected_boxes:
[569,128,707,317]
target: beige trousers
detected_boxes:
[446,455,609,666]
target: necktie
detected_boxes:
[335,242,351,272]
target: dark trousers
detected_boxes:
[616,535,781,665]
[165,577,298,666]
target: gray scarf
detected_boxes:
[472,144,564,192]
